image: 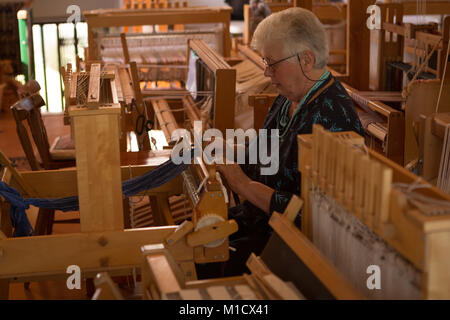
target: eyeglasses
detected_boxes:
[262,53,300,73]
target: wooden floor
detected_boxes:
[0,107,89,300]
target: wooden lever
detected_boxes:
[186,219,238,247]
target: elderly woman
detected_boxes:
[198,7,364,278]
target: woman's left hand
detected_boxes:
[216,163,250,195]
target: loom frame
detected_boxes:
[420,112,450,185]
[342,82,406,165]
[143,38,236,142]
[369,4,450,91]
[297,126,450,299]
[136,196,363,300]
[0,70,235,298]
[84,6,232,61]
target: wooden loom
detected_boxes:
[336,3,450,167]
[63,41,236,228]
[63,59,235,231]
[0,66,238,298]
[402,78,450,169]
[143,39,236,143]
[91,195,364,300]
[84,6,232,63]
[80,39,236,152]
[369,3,450,91]
[419,112,450,190]
[342,82,405,165]
[297,125,450,299]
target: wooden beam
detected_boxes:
[0,150,39,197]
[0,226,192,279]
[347,0,376,90]
[92,272,124,300]
[87,63,101,108]
[85,7,232,58]
[120,33,130,64]
[268,212,364,300]
[402,1,450,16]
[69,105,124,232]
[16,165,183,198]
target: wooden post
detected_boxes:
[214,68,236,134]
[368,3,403,91]
[129,62,151,151]
[120,33,130,64]
[347,0,376,91]
[69,105,124,232]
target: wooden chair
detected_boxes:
[10,93,75,171]
[0,60,22,113]
[10,93,77,236]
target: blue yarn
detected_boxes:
[0,181,34,237]
[0,149,192,237]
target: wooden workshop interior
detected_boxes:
[0,0,450,301]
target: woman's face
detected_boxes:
[260,42,307,104]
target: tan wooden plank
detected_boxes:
[0,150,39,197]
[120,33,130,64]
[92,272,124,300]
[269,212,364,300]
[118,67,134,105]
[87,63,101,108]
[71,107,124,232]
[165,220,194,246]
[262,274,305,300]
[85,8,231,28]
[424,230,450,299]
[432,113,450,140]
[184,275,246,289]
[70,73,78,103]
[0,226,194,279]
[284,195,303,221]
[18,166,182,198]
[146,253,182,295]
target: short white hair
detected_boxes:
[251,7,329,69]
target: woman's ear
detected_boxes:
[302,51,315,71]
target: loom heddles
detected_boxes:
[96,29,221,82]
[75,73,89,105]
[74,72,113,106]
[97,28,221,66]
[310,187,422,300]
